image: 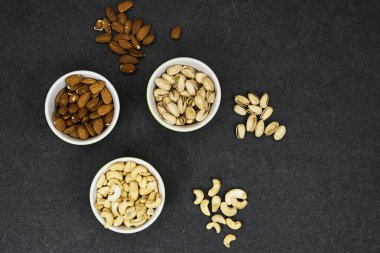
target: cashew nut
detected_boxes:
[107,179,122,188]
[208,179,221,197]
[97,186,110,197]
[113,216,124,227]
[118,201,129,215]
[226,218,242,230]
[103,200,111,208]
[124,161,136,173]
[130,215,148,227]
[223,234,236,248]
[125,173,133,183]
[129,181,139,201]
[220,202,237,217]
[122,183,130,192]
[231,198,248,209]
[193,189,204,205]
[147,181,158,191]
[96,174,106,188]
[206,222,221,233]
[139,188,153,195]
[125,206,136,220]
[145,197,162,209]
[200,199,210,216]
[136,174,143,183]
[107,185,121,201]
[211,195,221,212]
[211,214,226,224]
[131,165,148,180]
[101,211,114,228]
[139,177,148,188]
[111,201,120,216]
[146,176,156,181]
[225,189,247,205]
[108,162,124,171]
[148,191,156,201]
[147,208,155,216]
[94,203,103,210]
[106,171,123,181]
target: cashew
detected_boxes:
[131,165,148,180]
[200,199,210,216]
[94,203,103,210]
[147,208,155,216]
[96,174,106,188]
[226,218,242,230]
[225,189,247,205]
[139,171,151,176]
[106,171,123,181]
[125,173,133,183]
[129,181,139,201]
[108,162,124,171]
[130,215,148,227]
[121,190,128,199]
[101,211,114,228]
[206,222,221,233]
[123,183,130,192]
[124,217,133,227]
[220,202,237,217]
[145,197,162,209]
[147,181,158,191]
[113,216,124,227]
[231,198,248,209]
[146,176,156,181]
[136,206,147,217]
[139,177,148,188]
[107,179,122,188]
[139,188,153,195]
[118,201,129,215]
[208,179,221,197]
[103,200,111,208]
[125,206,136,220]
[124,161,136,173]
[211,214,226,224]
[102,208,110,213]
[111,201,120,216]
[96,193,103,199]
[107,185,121,201]
[136,174,143,183]
[97,186,110,197]
[148,191,156,201]
[211,195,221,212]
[193,189,204,205]
[223,234,236,248]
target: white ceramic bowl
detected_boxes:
[89,157,165,234]
[45,70,120,145]
[147,57,221,132]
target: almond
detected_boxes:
[81,116,89,123]
[118,12,127,24]
[90,80,106,93]
[97,104,113,116]
[81,77,97,84]
[120,64,136,74]
[77,92,91,108]
[53,117,66,132]
[111,22,124,33]
[113,33,130,42]
[89,112,101,119]
[103,18,111,33]
[118,40,133,49]
[104,110,114,126]
[130,34,140,49]
[77,125,89,140]
[124,20,132,34]
[171,25,182,40]
[78,107,88,118]
[129,48,144,58]
[92,118,104,135]
[118,54,139,64]
[92,92,100,99]
[60,92,68,107]
[84,122,96,137]
[65,74,83,86]
[71,113,81,123]
[136,24,150,41]
[95,33,112,43]
[108,41,126,55]
[76,85,90,95]
[55,88,66,106]
[86,98,100,110]
[132,19,142,35]
[101,87,113,104]
[94,20,103,31]
[142,34,155,45]
[118,0,133,12]
[68,103,78,114]
[105,6,117,22]
[68,93,78,103]
[63,125,77,135]
[58,106,67,115]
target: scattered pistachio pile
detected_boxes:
[234,92,286,140]
[154,64,216,126]
[193,179,248,248]
[93,1,155,74]
[95,161,162,229]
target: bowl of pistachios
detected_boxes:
[147,57,221,132]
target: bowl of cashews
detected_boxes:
[89,157,165,233]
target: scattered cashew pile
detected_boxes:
[95,161,161,229]
[234,92,286,140]
[193,179,248,248]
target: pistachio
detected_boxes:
[264,121,279,136]
[248,93,259,105]
[246,114,257,132]
[206,92,216,104]
[260,106,273,121]
[167,65,182,75]
[254,120,265,137]
[273,125,286,140]
[195,110,208,122]
[162,74,175,84]
[234,105,246,116]
[259,93,269,108]
[247,105,262,115]
[181,66,196,79]
[185,80,198,96]
[176,74,186,92]
[235,95,250,106]
[236,124,246,139]
[185,107,196,120]
[155,78,171,91]
[195,95,205,110]
[169,89,180,102]
[161,112,176,125]
[195,72,207,83]
[202,77,215,91]
[166,102,180,117]
[153,89,169,97]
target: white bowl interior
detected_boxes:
[147,57,221,132]
[89,157,165,234]
[45,70,120,145]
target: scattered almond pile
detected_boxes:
[93,1,155,74]
[234,92,286,140]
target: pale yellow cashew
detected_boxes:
[226,218,242,230]
[211,214,226,224]
[124,161,136,173]
[223,234,236,248]
[139,188,153,196]
[129,181,139,201]
[118,201,129,215]
[106,171,123,181]
[131,165,148,180]
[113,216,124,227]
[193,189,204,205]
[96,174,106,188]
[107,179,122,188]
[208,179,221,197]
[130,215,148,227]
[200,199,210,216]
[107,185,121,201]
[111,201,120,216]
[211,195,221,212]
[148,191,156,201]
[108,162,124,171]
[101,211,114,228]
[97,186,110,197]
[145,197,162,209]
[231,198,248,209]
[225,189,247,205]
[206,222,221,233]
[220,202,237,217]
[125,206,136,220]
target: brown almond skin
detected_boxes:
[67,83,81,91]
[76,85,90,95]
[118,0,133,12]
[95,33,112,43]
[65,119,74,127]
[71,113,81,123]
[103,18,111,33]
[118,40,133,49]
[92,92,100,99]
[124,20,132,34]
[77,125,89,140]
[54,117,66,132]
[84,122,96,137]
[69,93,79,103]
[63,125,77,135]
[101,87,113,104]
[142,34,155,45]
[94,20,103,31]
[104,110,114,126]
[55,88,66,106]
[65,75,83,86]
[63,113,71,120]
[171,25,182,40]
[97,104,113,116]
[60,92,69,107]
[93,118,104,135]
[130,34,140,49]
[120,64,136,74]
[58,106,68,115]
[129,48,144,58]
[106,6,117,22]
[132,19,142,35]
[111,22,124,33]
[113,33,130,42]
[77,92,91,108]
[108,41,126,55]
[118,54,139,64]
[90,80,106,94]
[89,112,101,119]
[78,107,88,118]
[136,24,150,41]
[68,103,79,114]
[81,77,97,84]
[81,115,89,123]
[86,98,100,110]
[118,12,127,24]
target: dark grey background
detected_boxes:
[0,0,379,252]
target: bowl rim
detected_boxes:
[89,157,165,234]
[45,70,120,145]
[146,57,221,132]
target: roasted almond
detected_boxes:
[132,19,142,35]
[103,18,111,33]
[60,92,69,107]
[129,48,144,57]
[77,107,88,118]
[77,92,91,108]
[120,64,136,74]
[55,88,66,106]
[53,117,66,132]
[92,92,100,99]
[86,98,100,110]
[111,22,124,33]
[81,77,97,84]
[142,34,155,45]
[81,115,89,123]
[65,74,83,86]
[101,87,113,104]
[67,83,81,91]
[92,118,104,135]
[63,125,77,135]
[118,39,133,49]
[124,20,132,34]
[171,25,182,40]
[58,106,68,115]
[84,122,96,137]
[76,85,90,95]
[104,110,114,126]
[65,119,74,127]
[97,104,113,116]
[108,41,126,55]
[136,24,150,41]
[89,112,101,119]
[113,33,130,42]
[90,80,106,94]
[118,12,127,24]
[77,125,89,140]
[118,0,133,12]
[68,103,79,114]
[95,33,112,43]
[105,6,117,22]
[94,20,103,31]
[118,54,139,64]
[130,34,140,49]
[71,113,81,123]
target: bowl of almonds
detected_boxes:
[45,70,120,145]
[89,157,165,233]
[147,57,221,132]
